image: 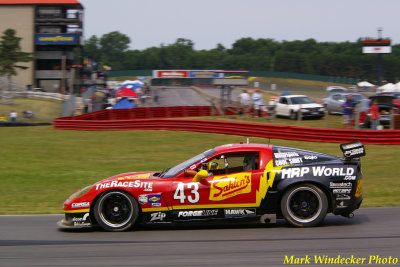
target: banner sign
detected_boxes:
[36,34,77,45]
[153,70,223,78]
[188,70,221,78]
[362,39,391,54]
[362,46,392,54]
[153,70,188,78]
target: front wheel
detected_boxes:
[93,190,139,231]
[281,184,328,227]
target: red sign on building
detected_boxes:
[154,70,189,78]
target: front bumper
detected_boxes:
[57,211,92,229]
[301,110,325,118]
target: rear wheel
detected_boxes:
[281,184,328,227]
[94,190,139,231]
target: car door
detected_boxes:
[275,97,289,116]
[332,94,344,113]
[170,152,264,221]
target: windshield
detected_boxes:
[290,96,315,104]
[351,94,364,102]
[160,149,216,178]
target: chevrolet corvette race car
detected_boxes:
[58,141,365,231]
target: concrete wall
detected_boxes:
[0,6,35,87]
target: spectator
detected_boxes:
[23,110,34,118]
[342,94,355,129]
[252,89,264,117]
[368,100,380,130]
[238,89,251,117]
[8,110,18,122]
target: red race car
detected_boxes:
[58,141,364,231]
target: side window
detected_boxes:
[280,98,288,104]
[203,153,259,175]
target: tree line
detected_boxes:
[84,31,400,83]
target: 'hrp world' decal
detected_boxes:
[209,172,251,201]
[279,165,355,179]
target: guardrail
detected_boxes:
[53,106,400,145]
[15,91,65,101]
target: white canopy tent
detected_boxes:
[377,83,398,92]
[357,81,375,87]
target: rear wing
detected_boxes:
[340,141,366,160]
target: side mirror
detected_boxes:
[192,170,208,182]
[184,169,197,177]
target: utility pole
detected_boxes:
[61,55,66,94]
[377,27,383,86]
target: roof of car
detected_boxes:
[281,95,307,98]
[214,143,272,153]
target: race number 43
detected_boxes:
[174,183,199,204]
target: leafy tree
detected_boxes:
[99,31,130,70]
[82,30,400,82]
[83,35,101,65]
[0,29,35,91]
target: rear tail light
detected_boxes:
[355,179,363,198]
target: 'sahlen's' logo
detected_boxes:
[209,173,251,201]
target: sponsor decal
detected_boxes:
[95,180,153,191]
[72,213,90,226]
[154,70,188,78]
[344,175,356,180]
[150,212,166,222]
[304,155,318,160]
[288,157,303,164]
[177,209,218,218]
[224,208,256,218]
[340,141,366,159]
[336,194,351,200]
[336,201,348,208]
[36,34,77,45]
[188,70,220,78]
[274,152,299,159]
[330,182,352,188]
[71,202,90,208]
[275,159,289,166]
[333,188,352,194]
[209,173,251,201]
[275,157,303,166]
[138,195,148,205]
[148,194,161,207]
[280,166,355,179]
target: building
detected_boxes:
[0,0,84,92]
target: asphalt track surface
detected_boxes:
[1,207,400,266]
[147,86,241,107]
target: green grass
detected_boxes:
[0,126,399,214]
[196,115,345,129]
[0,98,62,123]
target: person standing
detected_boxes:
[252,89,264,117]
[368,100,380,130]
[342,94,355,129]
[238,89,251,117]
[8,110,17,122]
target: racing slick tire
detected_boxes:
[281,184,328,227]
[93,190,139,232]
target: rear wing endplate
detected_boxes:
[340,141,366,160]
